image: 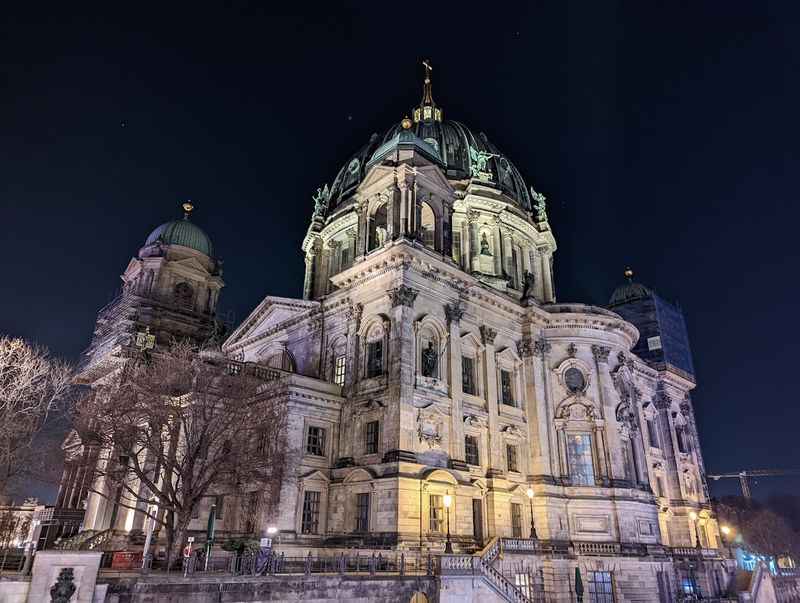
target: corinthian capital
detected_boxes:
[533,337,551,358]
[389,285,418,308]
[592,345,611,363]
[479,325,497,345]
[444,302,465,326]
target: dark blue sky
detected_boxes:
[2,2,799,501]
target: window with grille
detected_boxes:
[510,503,523,538]
[646,418,660,448]
[506,444,519,473]
[366,341,383,378]
[333,355,346,387]
[462,356,476,395]
[567,433,595,486]
[500,370,514,406]
[355,492,370,532]
[365,421,379,455]
[587,571,614,602]
[465,435,480,466]
[301,491,320,534]
[429,495,443,532]
[306,426,326,456]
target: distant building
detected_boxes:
[64,66,736,600]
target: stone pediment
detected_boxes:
[223,296,318,351]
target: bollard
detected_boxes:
[400,553,405,576]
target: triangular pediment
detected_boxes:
[223,296,318,351]
[170,256,211,275]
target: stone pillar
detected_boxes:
[468,210,480,273]
[303,253,315,300]
[480,326,503,475]
[501,226,514,283]
[492,223,503,276]
[442,203,453,257]
[356,202,368,260]
[445,302,467,469]
[540,249,554,302]
[531,337,555,478]
[655,389,682,501]
[384,285,418,461]
[593,345,628,487]
[319,248,331,295]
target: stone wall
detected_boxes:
[102,574,438,603]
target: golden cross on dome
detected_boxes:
[422,59,432,83]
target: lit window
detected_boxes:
[301,491,320,534]
[333,355,346,387]
[682,577,698,596]
[366,341,383,378]
[465,435,480,466]
[306,426,326,457]
[355,493,370,532]
[587,571,614,602]
[647,418,660,449]
[429,495,443,532]
[506,444,519,473]
[421,203,435,249]
[365,421,379,455]
[567,433,595,486]
[510,503,522,538]
[462,356,476,395]
[500,370,514,406]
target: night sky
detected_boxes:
[3,2,799,502]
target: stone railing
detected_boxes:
[670,546,723,559]
[439,555,530,603]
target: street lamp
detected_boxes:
[526,488,538,540]
[443,494,453,554]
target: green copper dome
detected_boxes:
[144,206,214,257]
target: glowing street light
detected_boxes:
[689,511,702,550]
[720,524,731,547]
[443,494,453,554]
[526,488,538,540]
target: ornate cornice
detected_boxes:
[388,285,418,308]
[517,336,534,358]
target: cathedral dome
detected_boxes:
[324,66,533,216]
[609,269,652,306]
[144,203,214,257]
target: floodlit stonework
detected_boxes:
[67,68,736,600]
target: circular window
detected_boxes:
[348,158,360,175]
[564,367,586,393]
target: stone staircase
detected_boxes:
[439,537,531,603]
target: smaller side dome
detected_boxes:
[144,202,215,257]
[609,268,652,305]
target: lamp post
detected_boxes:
[443,494,453,554]
[526,488,538,540]
[689,511,704,599]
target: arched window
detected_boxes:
[362,320,387,379]
[265,349,295,372]
[421,202,436,250]
[369,203,388,251]
[417,325,442,380]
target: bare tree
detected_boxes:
[716,496,800,560]
[0,336,73,498]
[73,341,288,567]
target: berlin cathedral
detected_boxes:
[61,65,735,600]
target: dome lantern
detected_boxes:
[413,60,443,124]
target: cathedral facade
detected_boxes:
[69,68,731,599]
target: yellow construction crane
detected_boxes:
[706,469,800,499]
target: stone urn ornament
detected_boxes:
[50,567,76,603]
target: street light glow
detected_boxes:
[526,488,534,499]
[721,525,731,535]
[443,494,452,508]
[266,526,278,535]
[689,511,698,521]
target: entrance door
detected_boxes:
[472,499,483,545]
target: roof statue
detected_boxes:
[312,184,330,219]
[531,187,547,222]
[469,145,499,180]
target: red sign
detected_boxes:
[111,551,143,570]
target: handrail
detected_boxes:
[439,555,530,603]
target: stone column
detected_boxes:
[531,337,555,478]
[442,203,453,257]
[501,226,514,282]
[468,210,480,273]
[319,248,331,295]
[540,249,554,302]
[492,222,503,276]
[445,302,467,469]
[384,285,418,461]
[302,253,315,300]
[480,326,503,475]
[654,388,682,500]
[356,202,368,260]
[593,345,628,487]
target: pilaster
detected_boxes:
[445,302,467,469]
[480,325,503,475]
